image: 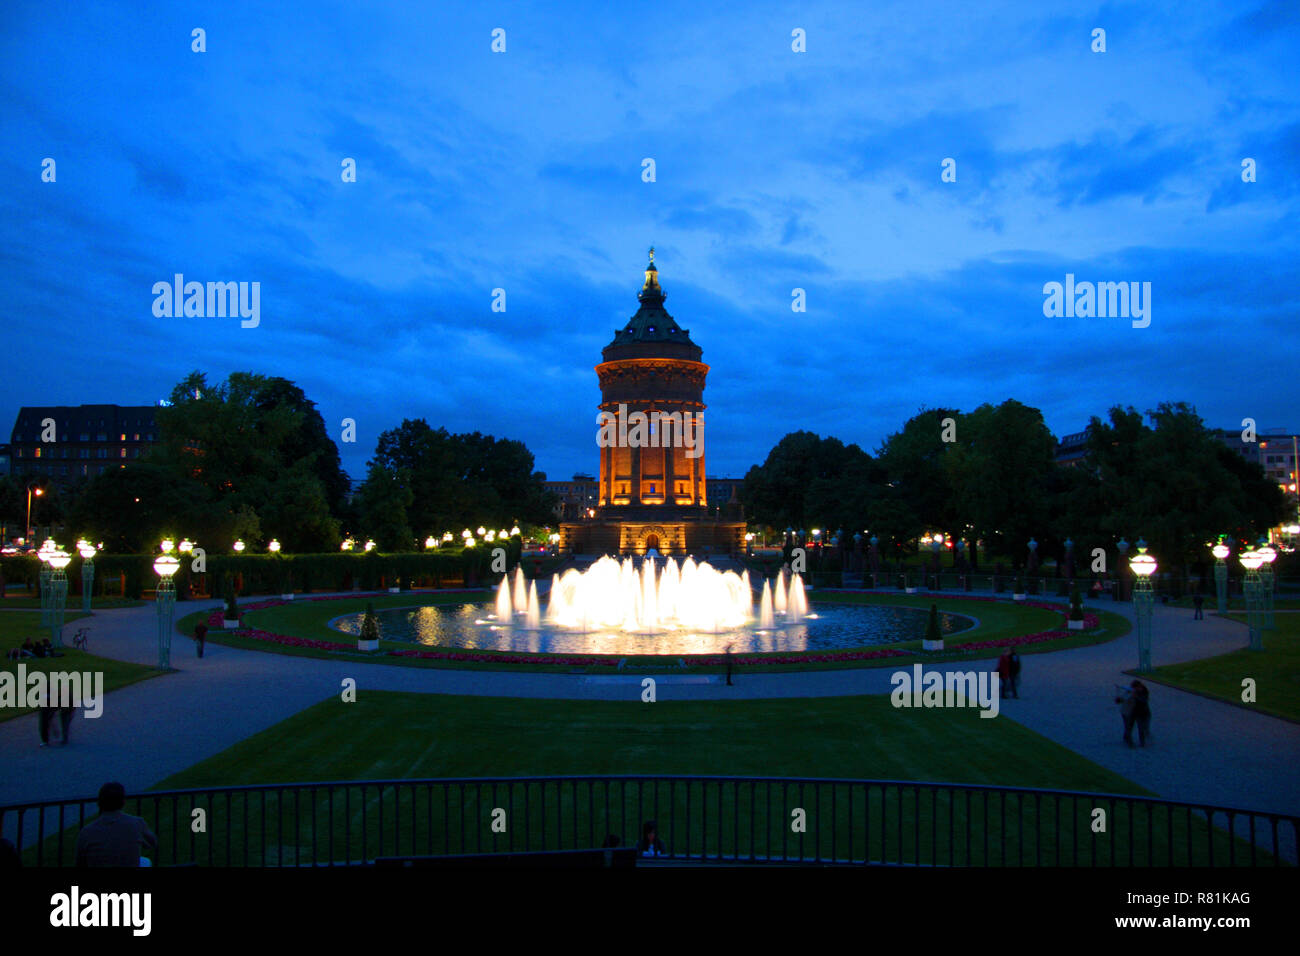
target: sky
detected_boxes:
[2,0,1297,483]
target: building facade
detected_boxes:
[8,404,159,484]
[559,253,745,556]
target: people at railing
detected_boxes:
[636,820,667,858]
[74,782,159,867]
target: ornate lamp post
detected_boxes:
[37,539,56,627]
[1129,543,1157,672]
[931,535,942,589]
[1211,541,1230,615]
[1239,550,1264,651]
[78,540,97,614]
[1257,544,1277,630]
[232,539,245,554]
[154,553,180,670]
[48,548,71,646]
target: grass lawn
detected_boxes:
[180,590,1129,673]
[1146,614,1300,722]
[0,595,145,609]
[0,611,161,722]
[16,692,1246,866]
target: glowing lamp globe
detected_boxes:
[1258,545,1277,565]
[476,527,487,537]
[233,540,246,553]
[268,539,281,553]
[1239,550,1263,572]
[510,526,520,537]
[442,532,453,542]
[179,539,194,553]
[341,538,355,551]
[425,536,437,549]
[79,544,96,560]
[161,539,175,553]
[364,540,376,552]
[1129,553,1157,577]
[462,529,472,539]
[48,550,72,571]
[465,537,476,548]
[153,554,180,578]
[1212,544,1230,561]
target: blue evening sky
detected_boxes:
[2,1,1296,482]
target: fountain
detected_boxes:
[758,579,775,629]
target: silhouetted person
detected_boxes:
[194,622,208,658]
[996,651,1013,698]
[1193,593,1204,620]
[75,782,158,867]
[725,643,734,686]
[1117,680,1152,748]
[1007,649,1021,698]
[37,705,59,747]
[636,821,667,858]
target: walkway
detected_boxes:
[2,591,1297,833]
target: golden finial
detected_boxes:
[648,245,655,263]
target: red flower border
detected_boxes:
[208,590,1100,667]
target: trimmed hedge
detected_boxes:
[0,549,521,599]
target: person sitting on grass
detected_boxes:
[41,638,63,658]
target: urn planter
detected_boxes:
[922,639,944,651]
[1068,619,1085,630]
[357,638,380,651]
[222,616,240,629]
[1012,593,1026,602]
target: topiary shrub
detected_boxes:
[358,601,380,650]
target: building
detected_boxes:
[559,252,746,556]
[8,404,159,484]
[1053,430,1090,467]
[544,473,600,520]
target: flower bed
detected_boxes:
[205,591,1101,667]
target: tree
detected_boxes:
[876,408,961,559]
[360,419,554,539]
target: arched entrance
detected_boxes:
[644,533,660,553]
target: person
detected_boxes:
[1007,649,1021,699]
[41,638,62,657]
[725,643,734,686]
[635,820,667,858]
[194,622,208,659]
[74,782,159,867]
[1131,679,1151,746]
[57,703,75,745]
[30,639,46,658]
[1193,593,1204,620]
[18,639,37,658]
[1116,680,1152,748]
[995,650,1013,698]
[37,704,60,747]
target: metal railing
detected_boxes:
[3,776,1294,867]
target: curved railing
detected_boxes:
[3,776,1295,867]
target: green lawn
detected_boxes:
[182,590,1129,673]
[29,692,1248,867]
[0,595,145,609]
[1146,614,1300,722]
[0,611,161,722]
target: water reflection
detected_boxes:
[332,601,972,656]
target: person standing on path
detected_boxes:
[725,643,734,686]
[996,650,1013,698]
[194,622,207,659]
[1117,679,1152,747]
[1008,649,1021,698]
[1193,593,1204,620]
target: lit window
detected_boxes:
[120,434,126,441]
[34,448,40,458]
[120,448,126,458]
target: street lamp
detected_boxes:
[153,553,180,670]
[364,539,376,552]
[232,540,246,553]
[1239,550,1265,651]
[78,540,97,614]
[425,536,437,549]
[1129,544,1157,672]
[1211,541,1230,615]
[26,483,44,542]
[341,537,355,551]
[267,539,281,553]
[1116,538,1130,601]
[1257,544,1277,630]
[48,549,71,646]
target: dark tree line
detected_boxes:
[741,400,1289,579]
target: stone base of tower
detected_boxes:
[560,510,745,558]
